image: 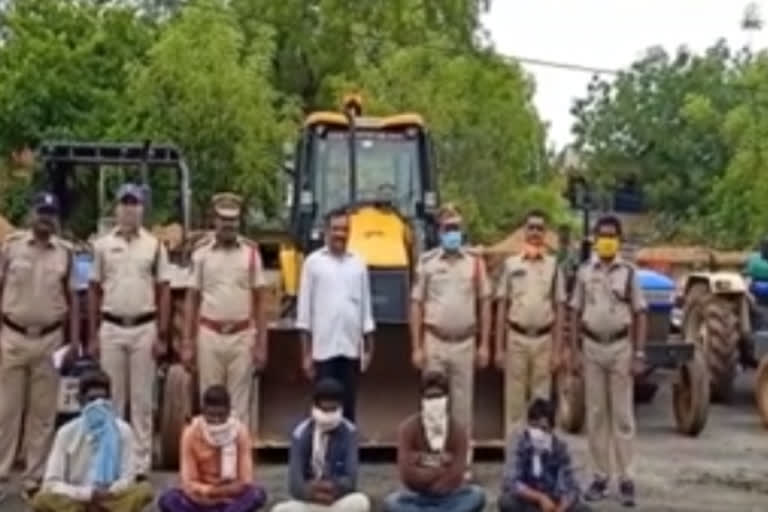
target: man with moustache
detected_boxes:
[88,183,170,480]
[183,193,267,429]
[296,207,375,423]
[495,210,566,439]
[0,192,79,500]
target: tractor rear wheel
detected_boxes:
[673,350,710,436]
[158,364,192,470]
[755,355,768,428]
[556,367,585,433]
[684,287,740,403]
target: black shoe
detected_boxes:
[584,477,608,502]
[21,485,40,502]
[619,479,636,507]
[136,473,148,483]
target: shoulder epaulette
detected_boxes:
[419,248,440,263]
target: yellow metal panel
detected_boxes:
[304,112,426,129]
[279,244,302,297]
[347,206,410,268]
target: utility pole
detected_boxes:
[742,2,763,49]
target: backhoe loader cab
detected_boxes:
[285,97,439,324]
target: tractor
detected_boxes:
[556,179,709,436]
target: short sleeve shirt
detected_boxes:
[496,253,566,328]
[570,258,646,336]
[89,228,169,316]
[410,248,491,334]
[192,238,265,321]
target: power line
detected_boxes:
[504,54,620,75]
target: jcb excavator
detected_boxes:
[259,96,503,448]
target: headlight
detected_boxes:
[424,191,437,208]
[300,190,313,206]
[714,279,732,291]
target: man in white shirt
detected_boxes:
[296,208,375,423]
[32,369,153,512]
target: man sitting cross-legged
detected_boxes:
[498,399,590,512]
[32,369,153,512]
[272,377,370,512]
[384,370,486,512]
[159,385,266,512]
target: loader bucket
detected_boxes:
[259,325,504,449]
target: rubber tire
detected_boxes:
[633,380,659,404]
[755,355,768,429]
[673,350,710,436]
[684,289,739,403]
[556,367,585,433]
[158,363,192,470]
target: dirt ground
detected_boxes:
[3,372,768,512]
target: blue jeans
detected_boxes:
[384,485,486,512]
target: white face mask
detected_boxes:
[421,396,449,452]
[527,426,553,453]
[422,396,448,420]
[312,406,342,432]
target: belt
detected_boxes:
[425,324,476,342]
[2,315,62,338]
[199,317,252,335]
[508,321,554,337]
[582,326,630,344]
[102,312,156,328]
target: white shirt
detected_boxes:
[41,416,136,502]
[296,247,375,361]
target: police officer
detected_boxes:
[88,183,170,479]
[409,204,491,469]
[183,193,267,429]
[570,215,647,508]
[494,209,566,439]
[0,192,78,499]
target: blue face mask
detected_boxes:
[440,230,463,251]
[82,398,113,432]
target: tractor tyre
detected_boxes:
[673,350,710,436]
[684,289,740,403]
[755,355,768,429]
[158,363,192,470]
[556,367,585,434]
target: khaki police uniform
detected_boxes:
[192,236,265,428]
[0,231,71,488]
[90,227,169,474]
[411,247,491,440]
[570,257,646,480]
[496,252,565,437]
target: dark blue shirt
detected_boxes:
[502,430,580,502]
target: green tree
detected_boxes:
[331,43,556,241]
[116,0,295,221]
[571,41,746,226]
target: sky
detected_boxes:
[484,0,768,150]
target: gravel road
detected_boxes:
[3,371,768,511]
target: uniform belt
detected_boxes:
[199,317,252,335]
[508,321,554,337]
[102,312,156,328]
[582,326,630,344]
[2,315,62,338]
[425,324,476,342]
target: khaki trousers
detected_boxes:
[100,321,156,474]
[583,338,634,480]
[272,493,371,512]
[32,482,153,512]
[0,328,60,488]
[504,330,552,439]
[197,326,257,433]
[424,332,475,440]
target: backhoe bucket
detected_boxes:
[259,325,504,449]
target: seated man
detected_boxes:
[32,369,153,512]
[159,385,266,512]
[498,399,590,512]
[272,378,370,512]
[384,371,485,512]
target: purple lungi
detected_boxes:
[159,485,267,512]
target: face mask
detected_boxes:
[594,236,619,258]
[527,426,553,452]
[82,398,113,431]
[421,396,448,420]
[312,406,342,432]
[440,230,462,251]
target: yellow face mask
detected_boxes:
[594,236,620,258]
